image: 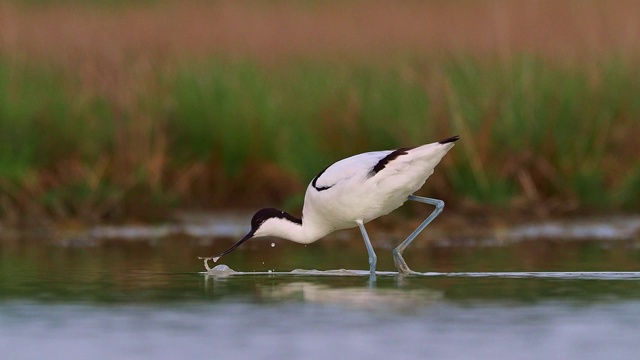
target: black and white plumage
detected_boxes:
[201,135,459,275]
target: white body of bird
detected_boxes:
[299,140,456,242]
[201,135,459,275]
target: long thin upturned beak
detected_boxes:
[198,231,254,263]
[217,231,254,258]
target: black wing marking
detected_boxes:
[438,135,460,144]
[311,165,333,191]
[369,147,412,177]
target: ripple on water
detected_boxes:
[203,265,640,281]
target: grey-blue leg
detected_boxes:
[356,220,377,276]
[393,195,444,274]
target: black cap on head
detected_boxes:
[250,208,284,231]
[205,208,302,261]
[251,208,302,230]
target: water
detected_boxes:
[1,220,640,360]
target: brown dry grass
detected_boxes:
[2,0,640,66]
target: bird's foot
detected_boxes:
[393,251,421,276]
[398,269,421,276]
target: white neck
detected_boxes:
[254,217,329,244]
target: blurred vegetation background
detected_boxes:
[0,0,639,226]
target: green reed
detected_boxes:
[1,56,639,223]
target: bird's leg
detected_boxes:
[393,195,444,275]
[356,220,377,278]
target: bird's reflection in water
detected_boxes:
[203,265,442,311]
[257,281,442,312]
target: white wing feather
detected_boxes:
[311,150,392,190]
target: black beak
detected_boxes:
[217,231,254,258]
[199,231,254,263]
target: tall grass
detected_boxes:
[1,56,639,224]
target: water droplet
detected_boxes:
[271,242,275,248]
[268,269,272,273]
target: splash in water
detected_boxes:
[203,264,236,276]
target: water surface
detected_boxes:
[1,220,640,360]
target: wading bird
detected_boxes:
[200,135,459,275]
